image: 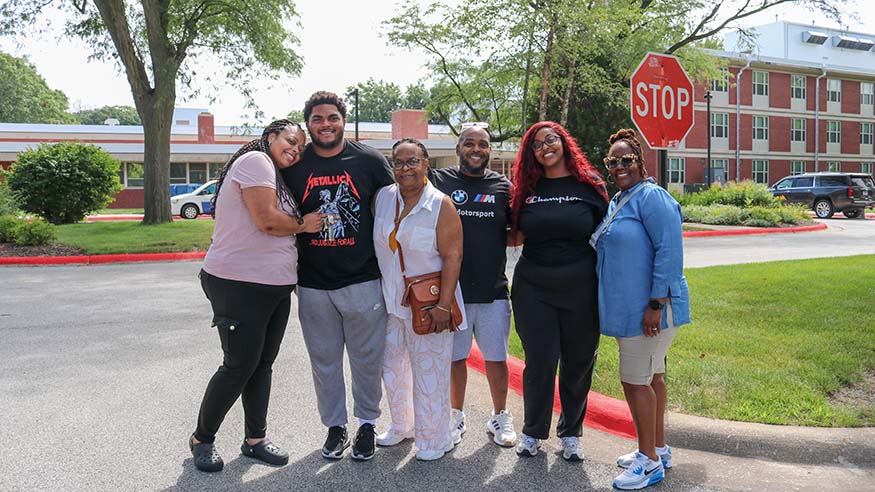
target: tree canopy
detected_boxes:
[74,105,142,125]
[0,0,304,223]
[0,51,76,124]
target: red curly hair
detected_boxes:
[510,121,608,231]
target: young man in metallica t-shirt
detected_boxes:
[281,91,394,461]
[431,124,518,447]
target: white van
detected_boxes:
[171,180,217,219]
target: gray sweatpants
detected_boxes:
[298,279,387,427]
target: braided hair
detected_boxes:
[211,119,303,221]
[391,137,429,159]
[608,128,648,179]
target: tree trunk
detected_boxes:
[140,97,174,224]
[521,23,534,132]
[538,13,557,122]
[560,60,576,127]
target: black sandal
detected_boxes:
[241,439,289,466]
[190,435,224,472]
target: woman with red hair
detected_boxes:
[509,121,608,461]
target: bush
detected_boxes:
[777,204,809,225]
[0,177,21,216]
[0,214,20,242]
[683,180,779,208]
[13,217,57,246]
[6,142,123,224]
[741,206,782,227]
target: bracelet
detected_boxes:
[434,304,453,314]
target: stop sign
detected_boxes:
[630,53,695,149]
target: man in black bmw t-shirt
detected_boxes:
[431,124,518,447]
[281,91,394,462]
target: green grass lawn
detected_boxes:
[682,224,712,232]
[95,208,144,215]
[56,220,213,254]
[509,255,875,427]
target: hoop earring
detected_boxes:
[423,175,428,185]
[606,173,614,184]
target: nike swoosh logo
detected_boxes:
[644,466,659,476]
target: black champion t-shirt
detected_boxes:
[432,167,512,303]
[281,140,394,290]
[518,175,608,267]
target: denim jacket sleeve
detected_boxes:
[640,188,685,299]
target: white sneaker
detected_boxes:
[612,452,665,490]
[559,436,583,461]
[515,433,540,457]
[415,439,455,461]
[617,445,672,469]
[486,410,517,447]
[450,409,466,438]
[375,428,413,447]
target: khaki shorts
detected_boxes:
[617,301,679,385]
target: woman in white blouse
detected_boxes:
[372,138,466,461]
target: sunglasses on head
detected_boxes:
[460,121,489,130]
[603,154,639,169]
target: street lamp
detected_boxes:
[704,90,712,188]
[353,88,360,141]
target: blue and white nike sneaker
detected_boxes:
[612,451,665,490]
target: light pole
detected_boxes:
[353,88,360,141]
[705,90,712,187]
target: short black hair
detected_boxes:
[303,91,347,121]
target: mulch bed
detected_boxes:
[0,243,87,257]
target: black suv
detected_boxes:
[770,172,875,218]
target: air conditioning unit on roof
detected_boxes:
[802,31,828,44]
[833,35,861,49]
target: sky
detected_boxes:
[1,0,873,126]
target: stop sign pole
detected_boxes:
[630,52,695,189]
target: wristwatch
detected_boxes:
[648,299,665,310]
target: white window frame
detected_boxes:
[827,79,841,103]
[711,68,729,93]
[123,162,145,188]
[752,71,769,96]
[791,75,807,100]
[752,159,769,184]
[827,161,842,172]
[753,115,769,141]
[861,162,873,175]
[791,118,806,142]
[827,120,841,144]
[668,157,685,184]
[711,112,729,138]
[861,122,874,145]
[790,161,807,175]
[862,82,875,106]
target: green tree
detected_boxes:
[1,1,303,224]
[345,78,403,123]
[0,52,76,124]
[286,109,305,124]
[7,142,123,224]
[74,105,142,125]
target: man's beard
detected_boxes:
[460,155,489,175]
[309,129,344,150]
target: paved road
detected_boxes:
[1,219,873,492]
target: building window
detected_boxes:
[791,75,806,100]
[711,68,729,92]
[862,82,875,105]
[752,71,769,96]
[125,163,145,188]
[668,157,685,184]
[711,113,729,138]
[862,122,874,145]
[826,79,841,103]
[827,161,841,172]
[862,162,873,175]
[790,161,807,175]
[710,159,729,182]
[791,118,806,142]
[189,163,208,184]
[752,160,769,184]
[208,163,223,180]
[170,163,187,184]
[752,115,769,140]
[827,120,841,144]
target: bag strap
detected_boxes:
[589,181,651,249]
[391,195,408,275]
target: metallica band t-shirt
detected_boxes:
[432,167,512,303]
[281,140,394,290]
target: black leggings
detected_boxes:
[194,270,294,443]
[511,256,601,439]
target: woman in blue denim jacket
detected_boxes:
[593,129,691,491]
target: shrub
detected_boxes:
[741,206,782,227]
[680,204,709,223]
[684,180,779,208]
[13,217,57,246]
[777,204,809,225]
[6,142,123,224]
[0,214,20,242]
[700,204,744,225]
[0,177,21,216]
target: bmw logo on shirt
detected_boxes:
[451,189,468,205]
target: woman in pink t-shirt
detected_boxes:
[190,119,324,473]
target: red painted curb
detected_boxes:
[683,222,827,237]
[0,251,205,266]
[468,342,636,440]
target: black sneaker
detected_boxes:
[351,423,376,461]
[321,425,350,460]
